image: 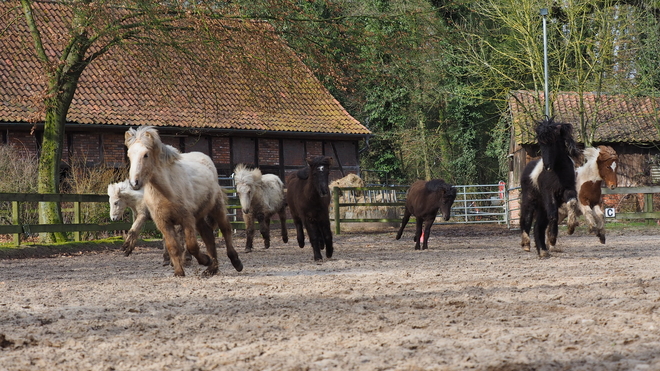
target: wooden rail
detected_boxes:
[0,191,256,246]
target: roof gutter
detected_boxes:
[0,122,373,141]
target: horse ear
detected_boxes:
[124,128,136,146]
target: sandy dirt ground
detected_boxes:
[2,223,660,371]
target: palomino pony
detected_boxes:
[108,179,189,265]
[520,118,580,257]
[125,126,242,276]
[557,145,618,245]
[395,179,457,250]
[234,164,288,252]
[286,156,333,261]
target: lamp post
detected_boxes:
[540,8,549,118]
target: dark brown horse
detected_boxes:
[286,156,334,261]
[395,179,457,250]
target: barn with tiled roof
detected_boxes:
[508,90,660,187]
[0,2,370,179]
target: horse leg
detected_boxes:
[565,198,579,235]
[586,205,606,244]
[320,217,333,259]
[520,208,534,252]
[214,203,243,272]
[244,213,255,252]
[293,216,305,248]
[161,223,186,277]
[421,217,433,250]
[533,211,550,258]
[278,207,289,244]
[414,218,423,250]
[196,218,219,277]
[305,221,324,261]
[396,210,411,240]
[260,215,272,249]
[122,211,148,256]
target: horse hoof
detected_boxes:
[282,236,289,243]
[522,245,530,252]
[231,259,243,272]
[599,234,606,244]
[174,270,185,277]
[202,267,218,277]
[538,250,551,259]
[244,248,253,253]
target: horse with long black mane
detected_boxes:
[395,179,457,250]
[520,118,581,257]
[286,156,333,261]
[234,164,288,252]
[125,126,242,276]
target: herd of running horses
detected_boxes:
[109,120,618,276]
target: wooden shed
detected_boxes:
[508,90,660,188]
[0,2,370,183]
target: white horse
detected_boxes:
[108,179,189,265]
[234,164,288,252]
[125,126,242,277]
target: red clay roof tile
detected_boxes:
[0,2,369,136]
[509,90,660,144]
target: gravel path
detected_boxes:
[1,224,660,370]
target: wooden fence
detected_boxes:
[2,185,659,246]
[0,191,248,246]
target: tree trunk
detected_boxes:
[37,71,82,243]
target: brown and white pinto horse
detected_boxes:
[557,145,618,245]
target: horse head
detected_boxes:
[597,145,618,190]
[107,181,129,221]
[426,179,457,221]
[234,164,262,214]
[306,156,333,198]
[535,118,578,171]
[125,127,180,190]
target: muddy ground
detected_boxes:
[1,223,660,370]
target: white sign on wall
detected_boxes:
[605,208,616,218]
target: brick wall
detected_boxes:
[211,137,231,165]
[103,133,126,167]
[70,133,101,164]
[307,141,323,157]
[7,131,38,158]
[258,138,279,165]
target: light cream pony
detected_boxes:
[233,164,288,252]
[108,179,189,265]
[125,126,242,276]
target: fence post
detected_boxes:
[333,187,341,235]
[74,201,81,242]
[12,201,20,246]
[645,193,654,224]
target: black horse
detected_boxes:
[286,156,333,261]
[520,118,580,257]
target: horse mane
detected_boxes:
[597,145,618,161]
[125,126,181,164]
[535,118,580,160]
[425,179,455,196]
[234,164,262,185]
[296,167,309,180]
[296,156,333,180]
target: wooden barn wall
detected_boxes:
[2,128,362,184]
[508,142,660,188]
